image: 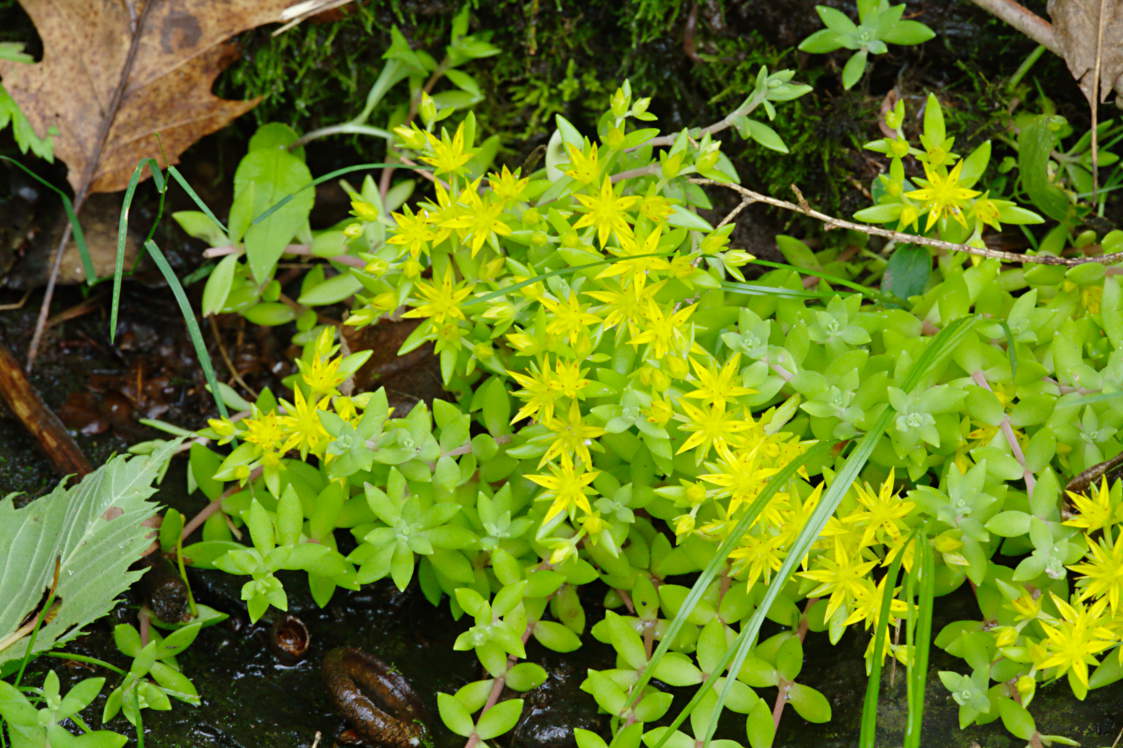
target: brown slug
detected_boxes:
[322,647,430,748]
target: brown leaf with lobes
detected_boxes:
[1047,0,1123,105]
[0,0,306,194]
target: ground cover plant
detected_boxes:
[3,1,1123,747]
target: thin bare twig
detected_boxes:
[691,178,1123,267]
[27,0,157,369]
[968,0,1060,54]
[203,244,366,268]
[0,334,91,477]
[273,0,355,36]
[209,317,258,401]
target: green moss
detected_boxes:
[0,0,1056,220]
[213,1,865,213]
[217,3,395,132]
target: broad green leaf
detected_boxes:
[798,28,843,53]
[815,5,858,35]
[0,442,179,665]
[666,204,714,232]
[883,244,930,299]
[1018,115,1071,222]
[173,210,229,246]
[297,271,363,306]
[998,697,1036,740]
[741,118,788,153]
[534,620,582,652]
[575,728,610,748]
[882,19,935,45]
[505,662,548,691]
[228,146,314,284]
[921,93,946,149]
[243,302,296,326]
[985,510,1031,537]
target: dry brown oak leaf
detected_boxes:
[0,0,305,194]
[1048,0,1123,105]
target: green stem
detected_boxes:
[1006,44,1047,92]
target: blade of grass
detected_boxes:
[627,440,831,708]
[721,281,836,300]
[467,256,833,309]
[858,529,915,748]
[165,165,228,236]
[142,240,228,419]
[750,258,892,303]
[646,315,977,748]
[698,318,976,746]
[137,418,198,438]
[904,529,934,748]
[12,559,61,688]
[111,158,162,343]
[0,156,93,284]
[250,162,422,226]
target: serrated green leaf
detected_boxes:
[0,441,179,665]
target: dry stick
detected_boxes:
[691,178,1123,267]
[968,0,1061,54]
[0,335,92,477]
[1089,0,1106,200]
[970,0,1114,197]
[208,316,258,401]
[644,89,765,150]
[176,468,262,548]
[26,0,157,370]
[272,0,355,36]
[203,243,366,268]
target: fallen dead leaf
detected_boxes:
[0,0,311,194]
[1047,0,1123,105]
[1,0,342,367]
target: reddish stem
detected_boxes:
[771,600,815,729]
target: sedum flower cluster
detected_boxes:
[187,72,1123,747]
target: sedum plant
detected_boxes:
[856,93,1044,247]
[798,0,935,90]
[140,19,1123,748]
